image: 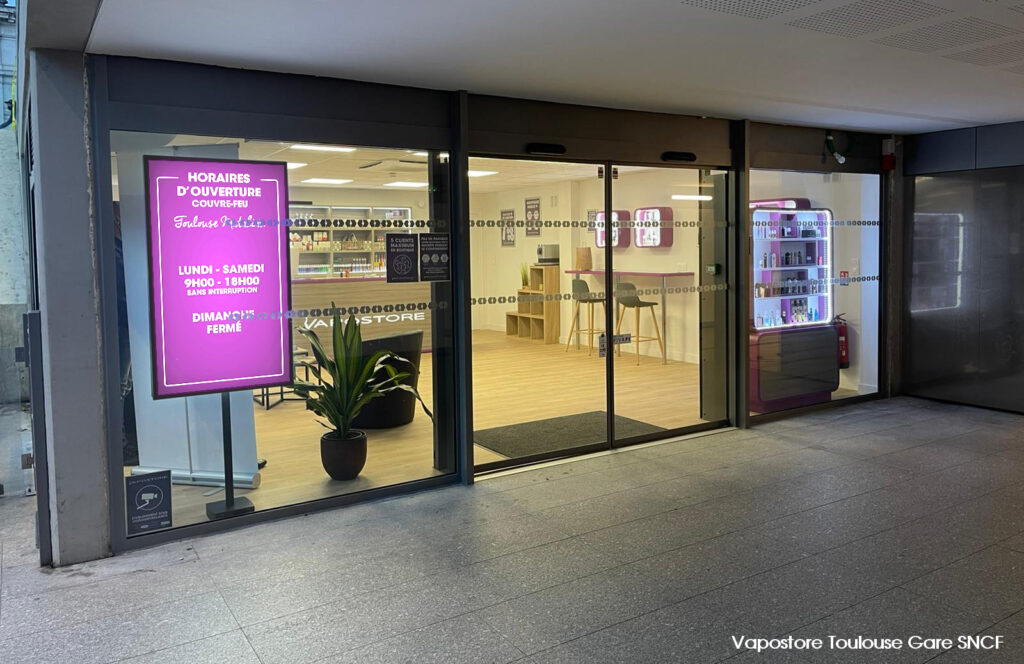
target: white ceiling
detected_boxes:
[87,0,1024,133]
[110,134,654,193]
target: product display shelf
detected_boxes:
[506,265,560,343]
[287,205,412,280]
[752,208,834,330]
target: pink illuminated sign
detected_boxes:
[145,157,292,398]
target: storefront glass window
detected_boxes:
[748,171,881,415]
[110,132,454,534]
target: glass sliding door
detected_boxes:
[468,158,609,465]
[608,166,730,444]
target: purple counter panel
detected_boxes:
[634,206,674,248]
[595,210,631,248]
[145,157,292,398]
[749,325,839,413]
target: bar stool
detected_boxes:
[565,278,605,355]
[615,281,665,365]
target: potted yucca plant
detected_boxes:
[293,307,431,480]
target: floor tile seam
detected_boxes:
[895,581,1002,627]
[217,590,269,664]
[103,625,247,664]
[896,539,1024,592]
[201,533,457,593]
[190,511,407,561]
[233,530,614,633]
[473,581,694,660]
[0,585,232,644]
[224,528,585,626]
[993,536,1024,555]
[752,504,951,562]
[476,430,744,492]
[233,564,464,631]
[0,555,211,602]
[549,460,896,548]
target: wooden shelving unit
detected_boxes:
[288,205,413,279]
[506,264,560,344]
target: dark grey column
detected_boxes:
[29,49,110,565]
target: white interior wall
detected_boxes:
[749,171,881,394]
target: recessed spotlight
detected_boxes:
[468,170,499,177]
[287,162,308,170]
[291,144,357,152]
[302,178,354,185]
[384,181,428,188]
[671,194,713,201]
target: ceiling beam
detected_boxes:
[23,0,103,50]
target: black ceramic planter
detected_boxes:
[320,431,367,480]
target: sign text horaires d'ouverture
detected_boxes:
[144,158,292,398]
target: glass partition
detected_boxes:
[609,167,730,442]
[748,171,881,415]
[468,158,608,464]
[110,132,454,534]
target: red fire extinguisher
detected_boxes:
[834,313,850,369]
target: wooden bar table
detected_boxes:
[565,269,695,365]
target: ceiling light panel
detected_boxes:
[787,0,950,38]
[291,144,357,152]
[679,0,825,21]
[301,178,354,185]
[287,162,307,170]
[945,38,1024,66]
[873,17,1020,53]
[384,181,428,188]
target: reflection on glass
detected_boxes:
[908,170,1024,413]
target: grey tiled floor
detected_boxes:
[1,397,1024,663]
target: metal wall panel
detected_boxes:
[905,128,976,175]
[976,122,1024,170]
[906,168,1024,413]
[467,94,733,167]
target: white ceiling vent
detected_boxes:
[678,0,824,20]
[787,0,950,38]
[357,159,427,173]
[872,17,1021,53]
[945,38,1024,66]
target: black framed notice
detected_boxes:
[501,209,515,246]
[525,198,541,236]
[386,233,419,283]
[420,233,451,282]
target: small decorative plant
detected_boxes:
[520,263,529,288]
[293,305,431,480]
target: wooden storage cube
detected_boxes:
[518,316,531,338]
[517,290,530,314]
[506,312,519,336]
[531,318,544,340]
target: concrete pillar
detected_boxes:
[0,128,28,404]
[29,49,110,565]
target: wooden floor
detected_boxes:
[163,329,706,527]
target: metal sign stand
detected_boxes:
[205,392,254,520]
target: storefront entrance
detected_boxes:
[468,158,732,470]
